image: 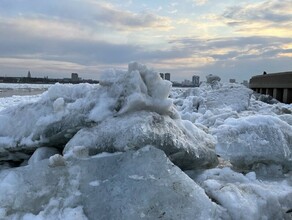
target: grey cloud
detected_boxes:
[173,36,291,48]
[0,0,170,30]
[3,23,287,70]
[0,21,186,66]
[0,21,135,64]
[170,36,292,61]
[281,49,292,54]
[211,51,240,60]
[222,0,292,25]
[93,5,170,29]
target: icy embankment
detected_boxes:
[0,63,291,219]
[0,62,217,170]
[0,147,227,219]
[0,63,224,219]
[0,94,43,112]
[214,115,292,170]
[171,76,292,219]
[171,79,292,171]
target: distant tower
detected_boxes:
[192,75,200,87]
[71,73,79,81]
[164,73,171,81]
[27,71,31,78]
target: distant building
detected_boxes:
[164,73,171,81]
[27,71,31,78]
[249,71,292,103]
[229,79,236,83]
[241,80,249,87]
[182,79,193,86]
[192,75,200,87]
[160,73,164,79]
[71,73,79,81]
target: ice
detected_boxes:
[279,114,292,126]
[97,62,173,117]
[0,147,227,219]
[0,62,217,171]
[256,93,280,104]
[213,115,292,170]
[0,94,42,112]
[198,84,253,113]
[63,145,89,159]
[0,83,51,90]
[171,83,253,129]
[0,62,292,219]
[0,83,98,161]
[53,97,65,112]
[64,111,218,170]
[48,154,66,167]
[13,206,88,220]
[28,147,60,165]
[187,167,292,219]
[89,180,100,187]
[206,74,221,89]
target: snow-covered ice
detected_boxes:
[213,115,292,171]
[0,62,292,219]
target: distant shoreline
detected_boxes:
[0,76,99,84]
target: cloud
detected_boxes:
[223,0,292,23]
[192,0,208,6]
[170,36,292,60]
[0,0,291,82]
[1,16,290,82]
[160,34,292,81]
[91,2,173,30]
[0,16,187,73]
[221,0,292,37]
[0,0,173,31]
[0,25,140,65]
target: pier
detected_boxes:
[249,71,292,103]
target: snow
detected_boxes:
[0,63,217,170]
[89,180,100,187]
[64,111,218,170]
[0,63,292,219]
[187,167,292,219]
[213,115,292,171]
[28,147,60,165]
[0,83,51,90]
[0,147,227,219]
[0,94,43,111]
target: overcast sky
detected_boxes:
[0,0,291,82]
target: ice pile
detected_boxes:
[0,62,218,170]
[214,115,292,171]
[171,77,292,172]
[187,167,292,220]
[0,63,292,219]
[170,76,292,218]
[0,147,227,219]
[171,82,252,127]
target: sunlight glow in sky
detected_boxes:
[0,0,291,82]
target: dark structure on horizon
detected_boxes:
[192,75,200,87]
[164,73,171,81]
[249,71,292,104]
[0,72,99,84]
